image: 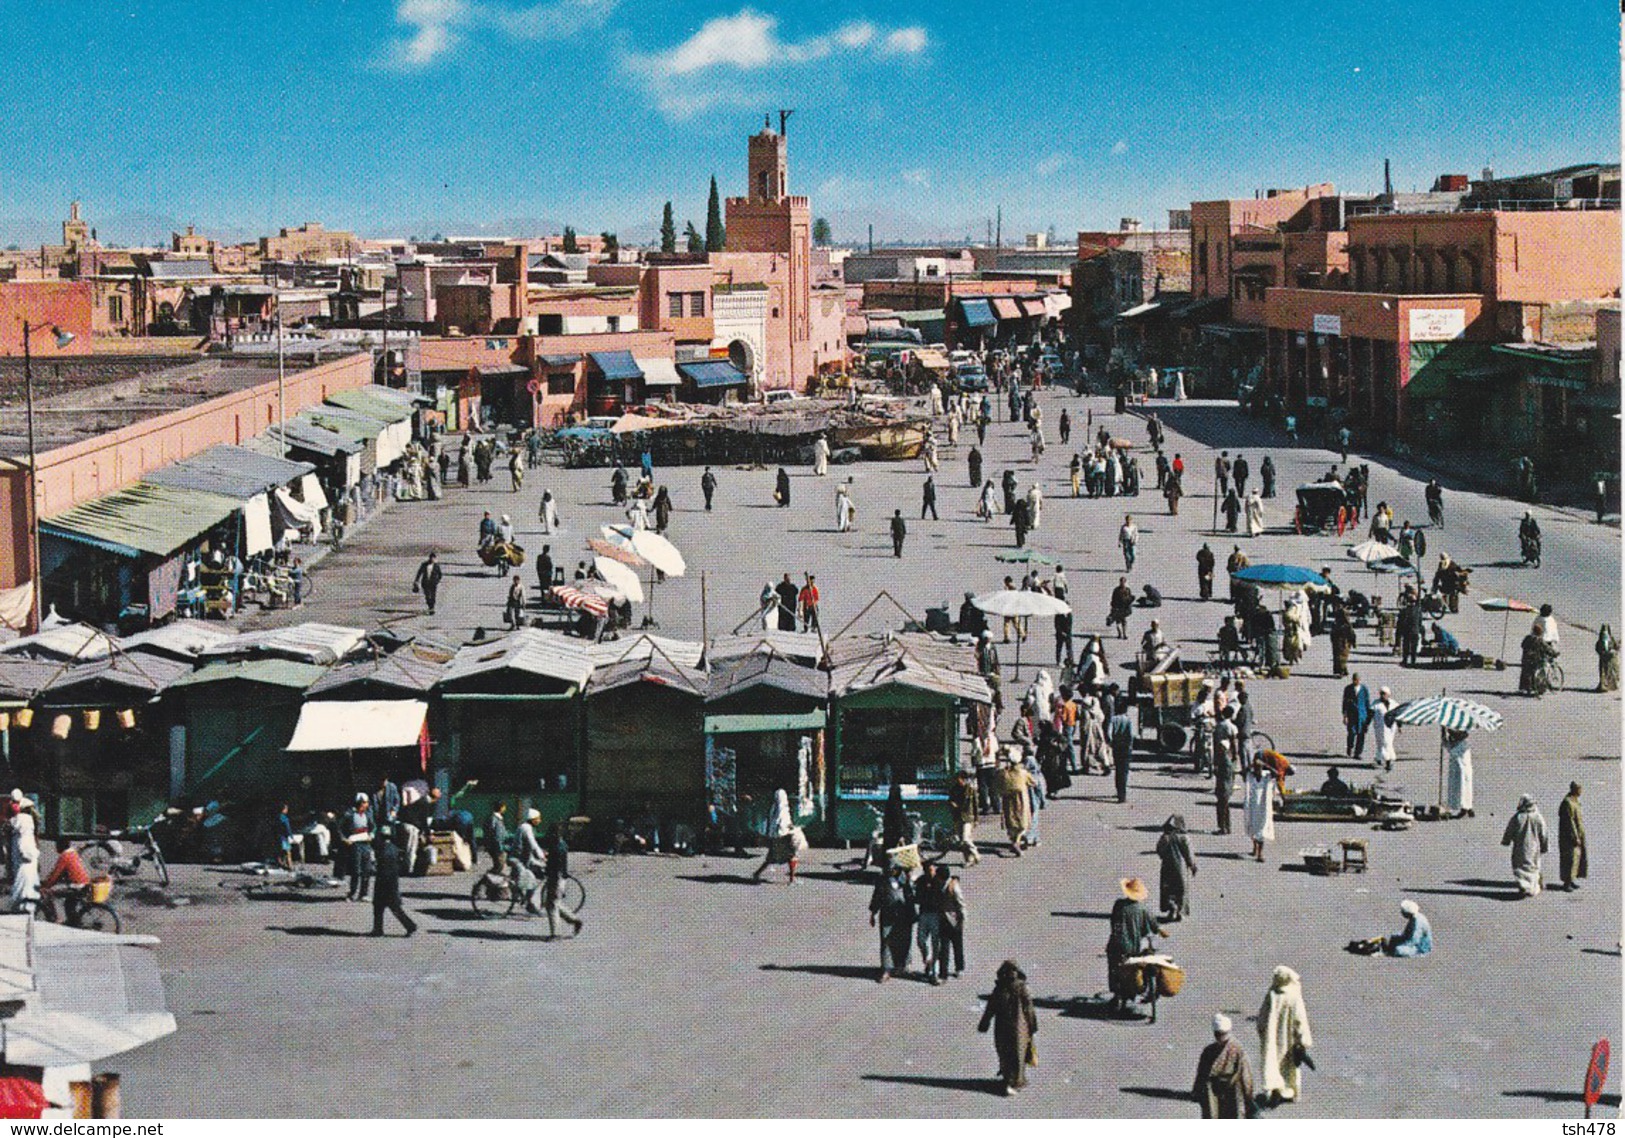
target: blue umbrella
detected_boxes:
[1231,564,1330,589]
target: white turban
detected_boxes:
[1212,1013,1232,1034]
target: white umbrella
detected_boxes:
[601,525,687,577]
[1388,693,1504,807]
[971,590,1070,618]
[972,590,1070,677]
[593,556,645,603]
[1347,539,1404,565]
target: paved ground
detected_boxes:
[108,390,1619,1117]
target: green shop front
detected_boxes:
[583,657,707,829]
[436,630,592,833]
[826,639,991,844]
[703,655,830,841]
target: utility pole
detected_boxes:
[275,308,286,456]
[22,322,40,633]
[995,206,1002,255]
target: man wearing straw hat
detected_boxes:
[1106,876,1165,1012]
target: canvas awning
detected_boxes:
[589,351,644,382]
[298,473,329,511]
[958,299,996,328]
[243,493,273,555]
[285,699,428,751]
[991,298,1024,320]
[1018,297,1048,318]
[677,360,750,389]
[1117,301,1162,320]
[43,482,242,559]
[635,357,682,386]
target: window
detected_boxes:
[689,291,706,317]
[668,293,684,318]
[107,294,124,323]
[606,316,621,332]
[1199,242,1208,276]
[772,307,781,318]
[546,373,574,395]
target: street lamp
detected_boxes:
[22,322,75,632]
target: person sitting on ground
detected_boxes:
[1318,766,1354,798]
[1384,898,1433,957]
[1135,584,1164,608]
[1430,621,1462,656]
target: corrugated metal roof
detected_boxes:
[707,631,826,665]
[120,620,236,661]
[441,628,594,688]
[587,653,707,698]
[307,649,448,696]
[676,360,749,388]
[43,482,242,559]
[707,654,828,703]
[589,351,643,382]
[246,418,365,457]
[301,405,389,441]
[0,623,119,663]
[145,260,220,279]
[827,632,990,703]
[0,658,66,700]
[144,445,314,501]
[324,386,426,421]
[168,658,328,691]
[197,623,366,666]
[42,653,191,699]
[587,633,705,669]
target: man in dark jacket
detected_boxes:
[1001,469,1018,515]
[968,446,983,489]
[1194,1014,1258,1118]
[1196,543,1216,601]
[869,865,917,982]
[1342,673,1372,759]
[1107,707,1135,803]
[921,476,938,520]
[700,466,718,510]
[412,552,443,615]
[775,574,799,632]
[544,824,585,938]
[370,833,417,937]
[891,510,907,557]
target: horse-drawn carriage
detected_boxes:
[1294,481,1347,535]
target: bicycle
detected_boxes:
[1533,658,1565,695]
[80,821,169,888]
[1248,730,1276,755]
[469,862,586,919]
[222,864,346,899]
[38,878,121,933]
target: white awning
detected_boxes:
[1117,301,1161,319]
[285,699,428,751]
[375,420,411,468]
[299,472,329,511]
[635,356,682,386]
[243,493,273,555]
[274,486,321,526]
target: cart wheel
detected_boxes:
[1159,723,1189,754]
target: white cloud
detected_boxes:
[379,0,616,70]
[901,167,931,189]
[881,27,927,55]
[1034,152,1073,177]
[1110,139,1129,155]
[626,9,929,118]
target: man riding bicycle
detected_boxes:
[39,838,92,925]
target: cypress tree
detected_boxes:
[705,175,725,251]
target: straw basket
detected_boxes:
[14,708,32,729]
[887,843,922,871]
[1154,962,1186,998]
[88,876,113,904]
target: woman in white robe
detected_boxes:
[1369,687,1397,771]
[978,481,998,521]
[812,435,830,476]
[835,485,855,532]
[1025,484,1043,531]
[539,490,560,534]
[1444,727,1473,815]
[1245,491,1265,537]
[1244,757,1275,861]
[1257,965,1314,1103]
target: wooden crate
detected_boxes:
[425,832,460,875]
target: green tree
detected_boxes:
[660,202,676,253]
[705,175,725,251]
[684,221,704,254]
[562,226,579,254]
[812,217,832,246]
[601,232,619,254]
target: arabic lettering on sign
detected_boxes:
[1312,314,1342,336]
[1408,308,1467,341]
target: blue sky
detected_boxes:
[0,1,1617,246]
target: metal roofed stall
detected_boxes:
[826,633,991,842]
[196,622,367,666]
[435,629,593,830]
[583,651,709,829]
[284,699,431,800]
[704,652,831,839]
[144,444,317,555]
[166,658,331,807]
[40,483,244,629]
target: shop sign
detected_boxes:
[1408,308,1467,341]
[1312,314,1342,336]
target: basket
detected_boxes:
[1154,962,1186,997]
[887,843,921,871]
[88,876,113,904]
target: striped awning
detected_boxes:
[549,586,609,617]
[1388,695,1504,733]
